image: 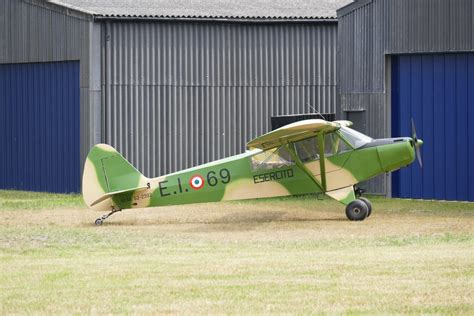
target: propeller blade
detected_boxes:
[411,118,422,168]
[416,145,423,168]
[411,118,417,141]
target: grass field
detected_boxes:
[1,190,473,314]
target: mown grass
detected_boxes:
[0,190,84,210]
[1,190,473,314]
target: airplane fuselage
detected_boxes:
[108,137,415,210]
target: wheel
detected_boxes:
[95,218,103,226]
[359,197,372,217]
[345,199,369,221]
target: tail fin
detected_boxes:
[82,144,148,210]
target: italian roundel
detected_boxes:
[189,175,204,190]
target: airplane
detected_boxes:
[82,119,423,225]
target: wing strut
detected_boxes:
[284,143,324,192]
[317,133,327,191]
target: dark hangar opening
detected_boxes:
[271,113,335,130]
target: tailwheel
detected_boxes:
[345,199,369,221]
[359,197,372,217]
[94,208,122,226]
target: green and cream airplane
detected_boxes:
[83,119,423,225]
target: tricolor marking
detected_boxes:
[190,175,204,190]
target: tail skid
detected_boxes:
[82,144,148,211]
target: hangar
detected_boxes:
[1,0,473,202]
[337,0,474,201]
[0,0,348,193]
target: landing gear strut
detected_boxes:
[95,208,122,225]
[354,186,366,198]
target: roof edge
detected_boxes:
[21,0,93,20]
[46,0,96,16]
[337,0,372,17]
[93,15,338,23]
[47,0,341,22]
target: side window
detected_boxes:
[294,137,320,163]
[324,132,351,157]
[251,146,294,171]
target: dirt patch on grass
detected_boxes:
[2,198,472,241]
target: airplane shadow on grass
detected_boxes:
[93,210,346,230]
[188,211,346,232]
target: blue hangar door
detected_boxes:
[392,53,474,201]
[0,61,80,193]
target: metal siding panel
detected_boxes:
[73,62,82,191]
[409,56,422,199]
[382,0,474,54]
[103,22,337,177]
[338,0,474,197]
[444,55,457,200]
[421,55,434,199]
[0,1,5,62]
[338,0,474,93]
[397,55,412,198]
[390,57,400,197]
[0,61,80,193]
[455,54,469,201]
[392,53,474,201]
[0,67,4,188]
[469,54,474,201]
[1,0,96,191]
[433,54,446,199]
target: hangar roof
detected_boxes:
[48,0,353,20]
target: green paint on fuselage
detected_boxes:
[144,152,321,208]
[324,140,415,184]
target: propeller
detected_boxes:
[411,118,423,168]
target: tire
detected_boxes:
[345,200,369,221]
[95,218,103,226]
[359,197,372,217]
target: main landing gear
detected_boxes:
[345,187,372,221]
[95,208,122,226]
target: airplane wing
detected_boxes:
[247,119,347,150]
[333,120,353,127]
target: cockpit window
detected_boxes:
[294,137,320,162]
[251,146,294,171]
[338,126,373,149]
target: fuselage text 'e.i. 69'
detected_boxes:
[82,119,423,225]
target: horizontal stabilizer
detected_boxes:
[90,185,148,207]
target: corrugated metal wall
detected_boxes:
[0,0,88,64]
[391,53,474,202]
[103,21,338,177]
[0,0,101,192]
[337,0,474,195]
[384,0,474,54]
[0,61,81,193]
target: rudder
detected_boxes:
[82,144,148,211]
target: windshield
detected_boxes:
[338,126,373,148]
